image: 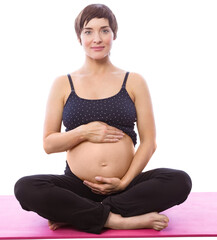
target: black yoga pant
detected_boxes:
[14,163,192,234]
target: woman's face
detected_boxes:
[80,18,114,60]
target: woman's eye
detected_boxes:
[102,29,109,33]
[84,31,92,35]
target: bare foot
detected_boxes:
[48,220,69,230]
[105,212,169,231]
[138,212,169,231]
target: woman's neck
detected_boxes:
[80,55,115,75]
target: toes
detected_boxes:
[159,214,169,223]
[48,222,58,231]
[164,216,169,223]
[153,215,169,231]
[52,224,58,230]
[48,222,69,231]
[49,224,55,231]
[48,220,53,226]
[154,223,168,231]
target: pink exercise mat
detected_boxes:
[0,192,217,239]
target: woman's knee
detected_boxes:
[14,176,34,202]
[172,170,192,202]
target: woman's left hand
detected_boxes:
[83,176,125,195]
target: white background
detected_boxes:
[0,0,217,195]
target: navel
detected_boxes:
[101,162,108,167]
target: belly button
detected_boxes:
[101,162,107,167]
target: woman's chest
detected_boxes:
[62,90,137,131]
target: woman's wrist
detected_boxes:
[120,177,131,190]
[77,124,88,142]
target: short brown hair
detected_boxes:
[75,4,118,42]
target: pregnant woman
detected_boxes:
[14,4,192,234]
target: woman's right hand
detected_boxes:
[83,121,125,143]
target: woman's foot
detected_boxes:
[105,212,169,231]
[48,220,69,230]
[48,212,169,231]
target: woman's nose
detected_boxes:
[93,33,102,43]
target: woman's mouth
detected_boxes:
[91,46,105,51]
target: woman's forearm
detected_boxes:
[43,125,87,154]
[121,141,157,188]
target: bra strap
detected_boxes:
[122,72,130,88]
[67,74,74,91]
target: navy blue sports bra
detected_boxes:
[62,72,137,146]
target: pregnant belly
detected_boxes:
[67,134,135,183]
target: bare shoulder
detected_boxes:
[128,72,150,99]
[128,72,148,87]
[48,74,72,104]
[51,74,69,90]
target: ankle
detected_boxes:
[104,212,124,229]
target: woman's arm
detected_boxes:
[121,72,157,188]
[43,75,86,154]
[43,75,125,154]
[83,73,157,194]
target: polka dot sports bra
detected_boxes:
[62,72,137,146]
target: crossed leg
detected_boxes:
[15,168,191,233]
[48,211,169,231]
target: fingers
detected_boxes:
[102,137,122,143]
[83,180,112,195]
[91,189,104,195]
[98,121,124,135]
[103,133,125,143]
[100,129,125,143]
[83,180,105,192]
[109,129,125,137]
[105,125,125,137]
[83,180,97,189]
[95,176,112,184]
[91,189,113,195]
[88,121,125,143]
